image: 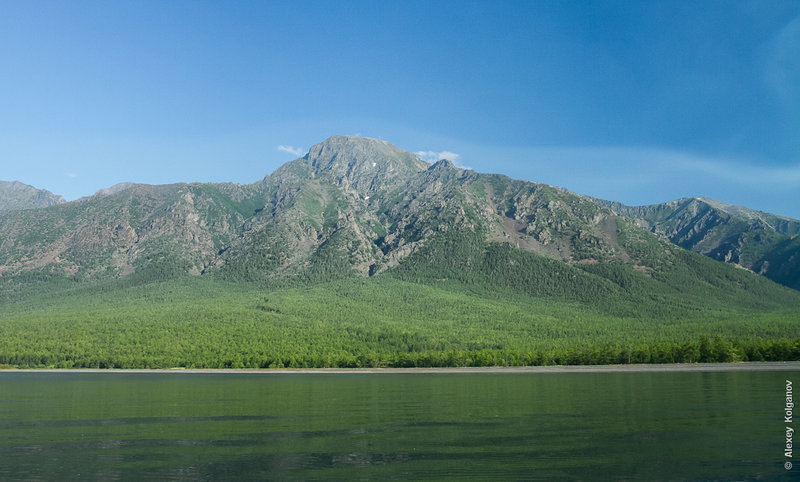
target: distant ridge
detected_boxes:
[0,180,65,211]
[594,196,800,290]
[92,182,136,198]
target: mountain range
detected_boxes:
[1,136,798,368]
[1,135,797,290]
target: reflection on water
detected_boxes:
[0,371,795,480]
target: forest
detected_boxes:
[1,267,798,369]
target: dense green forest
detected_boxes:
[1,244,799,369]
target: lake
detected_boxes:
[0,368,796,480]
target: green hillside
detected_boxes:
[1,235,798,369]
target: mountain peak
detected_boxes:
[296,136,428,194]
[306,136,423,167]
[429,158,457,170]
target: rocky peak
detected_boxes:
[300,136,428,194]
[306,135,428,172]
[429,159,456,170]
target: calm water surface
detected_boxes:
[0,371,795,480]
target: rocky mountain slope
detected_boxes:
[0,136,797,302]
[595,197,800,290]
[0,181,65,211]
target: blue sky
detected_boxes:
[1,0,798,218]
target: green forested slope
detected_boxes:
[1,236,798,369]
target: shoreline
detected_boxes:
[2,361,800,374]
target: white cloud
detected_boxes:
[438,151,461,162]
[415,150,460,162]
[277,145,304,156]
[66,173,77,178]
[414,149,472,170]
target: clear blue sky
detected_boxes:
[1,0,798,218]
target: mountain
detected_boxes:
[0,136,797,294]
[594,197,800,290]
[0,136,798,368]
[0,181,65,211]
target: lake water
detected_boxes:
[0,370,796,480]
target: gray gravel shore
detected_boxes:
[3,361,800,374]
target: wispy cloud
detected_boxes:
[764,15,800,104]
[524,145,800,187]
[277,145,304,156]
[66,173,77,178]
[415,150,460,162]
[414,151,472,169]
[415,149,472,169]
[670,154,800,186]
